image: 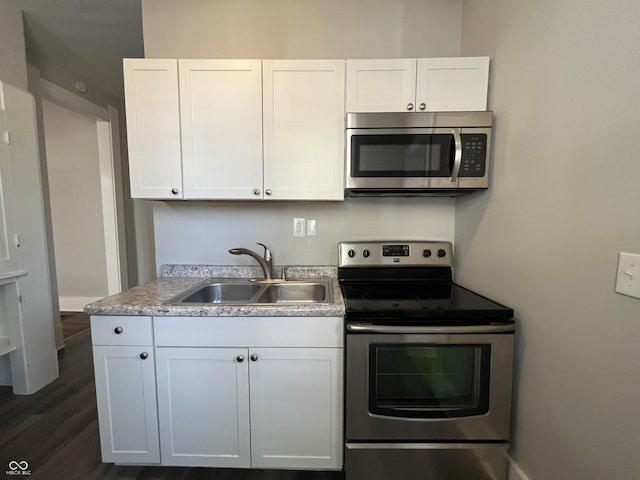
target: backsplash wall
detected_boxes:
[153,198,455,272]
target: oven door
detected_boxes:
[345,323,514,441]
[345,127,491,191]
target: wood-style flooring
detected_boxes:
[0,328,345,480]
[61,312,91,340]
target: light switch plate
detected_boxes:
[615,252,640,299]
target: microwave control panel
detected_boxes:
[460,134,487,177]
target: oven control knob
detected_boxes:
[348,249,356,258]
[423,249,432,258]
[363,249,370,258]
[437,249,447,258]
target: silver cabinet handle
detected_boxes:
[237,355,245,363]
[406,103,414,111]
[250,354,259,361]
[253,188,260,195]
[450,128,462,183]
[140,352,149,360]
[265,189,272,196]
[114,326,123,334]
[171,188,179,195]
[419,103,427,110]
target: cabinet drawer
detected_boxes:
[90,316,153,346]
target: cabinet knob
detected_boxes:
[171,188,179,195]
[265,189,272,196]
[140,352,149,360]
[253,188,260,195]
[419,103,427,111]
[407,103,414,111]
[237,355,245,363]
[114,326,123,334]
[250,354,259,362]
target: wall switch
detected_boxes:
[293,217,306,237]
[615,252,640,299]
[306,219,317,236]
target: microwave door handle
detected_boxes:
[450,128,462,182]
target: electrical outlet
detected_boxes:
[293,217,306,237]
[615,252,640,299]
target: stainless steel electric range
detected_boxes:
[339,241,515,480]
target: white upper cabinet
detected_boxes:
[263,60,345,201]
[416,57,489,112]
[179,59,264,200]
[346,57,489,113]
[123,59,182,199]
[345,59,417,113]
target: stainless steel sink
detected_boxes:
[165,279,333,305]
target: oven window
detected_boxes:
[351,134,453,177]
[369,344,490,418]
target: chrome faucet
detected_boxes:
[228,242,273,279]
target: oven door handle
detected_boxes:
[346,323,515,334]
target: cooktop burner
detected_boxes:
[338,241,514,324]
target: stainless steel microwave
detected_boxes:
[345,111,493,196]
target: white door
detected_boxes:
[180,59,263,199]
[249,347,343,470]
[346,59,418,113]
[92,345,160,464]
[123,59,182,199]
[155,347,251,467]
[263,60,345,201]
[416,57,490,112]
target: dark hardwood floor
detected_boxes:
[0,330,345,480]
[61,312,91,340]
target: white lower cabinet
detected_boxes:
[153,315,344,470]
[92,315,343,470]
[91,316,160,464]
[155,346,343,470]
[155,347,251,467]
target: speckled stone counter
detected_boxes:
[84,265,345,317]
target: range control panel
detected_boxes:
[339,241,453,267]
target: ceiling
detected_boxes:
[18,0,144,99]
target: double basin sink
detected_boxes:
[166,278,333,305]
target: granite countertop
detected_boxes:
[84,265,345,317]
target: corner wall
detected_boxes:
[457,1,640,479]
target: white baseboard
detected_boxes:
[59,296,102,312]
[508,456,530,480]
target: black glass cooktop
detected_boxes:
[340,281,514,323]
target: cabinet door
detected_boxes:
[346,59,417,113]
[263,60,345,201]
[416,57,489,112]
[180,59,263,199]
[0,87,20,274]
[249,347,343,470]
[123,59,182,199]
[92,345,160,464]
[155,347,251,467]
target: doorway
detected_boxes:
[36,78,127,314]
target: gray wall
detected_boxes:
[142,0,464,270]
[142,0,463,59]
[0,0,27,88]
[457,1,640,479]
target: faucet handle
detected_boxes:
[256,242,271,261]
